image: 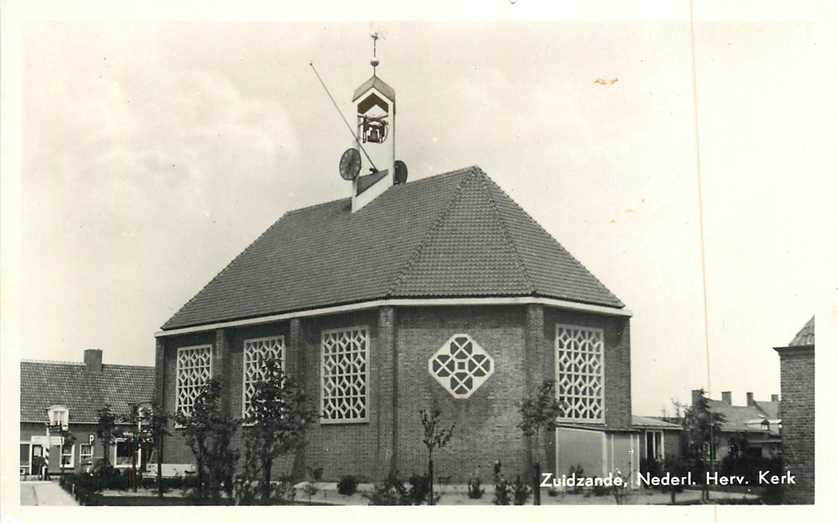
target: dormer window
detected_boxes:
[47,405,69,430]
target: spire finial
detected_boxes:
[370,32,380,75]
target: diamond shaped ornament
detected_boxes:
[428,334,494,399]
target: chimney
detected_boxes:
[691,389,702,406]
[746,392,754,406]
[84,349,102,373]
[771,394,779,402]
[721,391,732,405]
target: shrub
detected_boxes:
[59,474,102,506]
[591,478,609,497]
[467,475,484,499]
[493,475,512,505]
[364,471,411,505]
[337,475,359,496]
[407,473,434,505]
[611,470,629,505]
[301,481,319,504]
[568,465,585,495]
[547,486,560,497]
[307,466,324,482]
[234,474,296,505]
[639,457,661,483]
[511,475,532,505]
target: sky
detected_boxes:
[5,12,830,416]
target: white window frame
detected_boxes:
[175,344,213,420]
[320,326,370,424]
[555,324,606,423]
[112,438,141,469]
[645,430,664,460]
[242,335,287,420]
[47,405,69,430]
[60,442,75,468]
[79,443,94,466]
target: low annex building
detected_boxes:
[632,416,682,463]
[155,62,634,483]
[690,389,782,461]
[19,349,155,476]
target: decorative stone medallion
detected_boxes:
[428,334,495,399]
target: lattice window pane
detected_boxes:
[176,345,212,418]
[242,336,286,419]
[429,334,495,398]
[556,325,604,422]
[320,327,369,423]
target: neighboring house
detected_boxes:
[20,349,155,476]
[690,389,782,461]
[632,416,682,462]
[154,63,634,483]
[774,316,815,504]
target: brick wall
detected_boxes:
[154,303,631,484]
[777,346,814,504]
[394,305,527,483]
[541,309,632,473]
[158,330,215,466]
[298,310,382,481]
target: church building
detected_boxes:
[154,50,635,483]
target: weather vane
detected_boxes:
[370,32,380,75]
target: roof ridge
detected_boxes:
[21,359,85,366]
[385,168,476,296]
[475,167,535,295]
[102,363,155,369]
[482,174,624,308]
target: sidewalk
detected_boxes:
[20,481,78,506]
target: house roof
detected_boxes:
[162,166,624,330]
[753,400,779,420]
[632,415,682,430]
[20,360,155,424]
[788,316,814,346]
[706,399,779,433]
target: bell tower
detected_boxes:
[350,33,396,212]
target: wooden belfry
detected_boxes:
[356,33,390,145]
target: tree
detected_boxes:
[240,359,314,504]
[681,389,726,502]
[517,380,563,505]
[419,407,455,506]
[175,378,240,502]
[95,404,121,469]
[138,403,171,498]
[121,402,170,494]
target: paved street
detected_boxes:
[20,481,78,506]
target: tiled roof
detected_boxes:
[754,400,779,420]
[163,166,624,330]
[20,361,155,424]
[706,399,779,433]
[632,415,682,430]
[788,316,815,346]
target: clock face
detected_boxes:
[339,148,361,181]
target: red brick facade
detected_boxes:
[155,303,632,482]
[776,345,814,504]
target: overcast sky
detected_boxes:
[9,13,829,415]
